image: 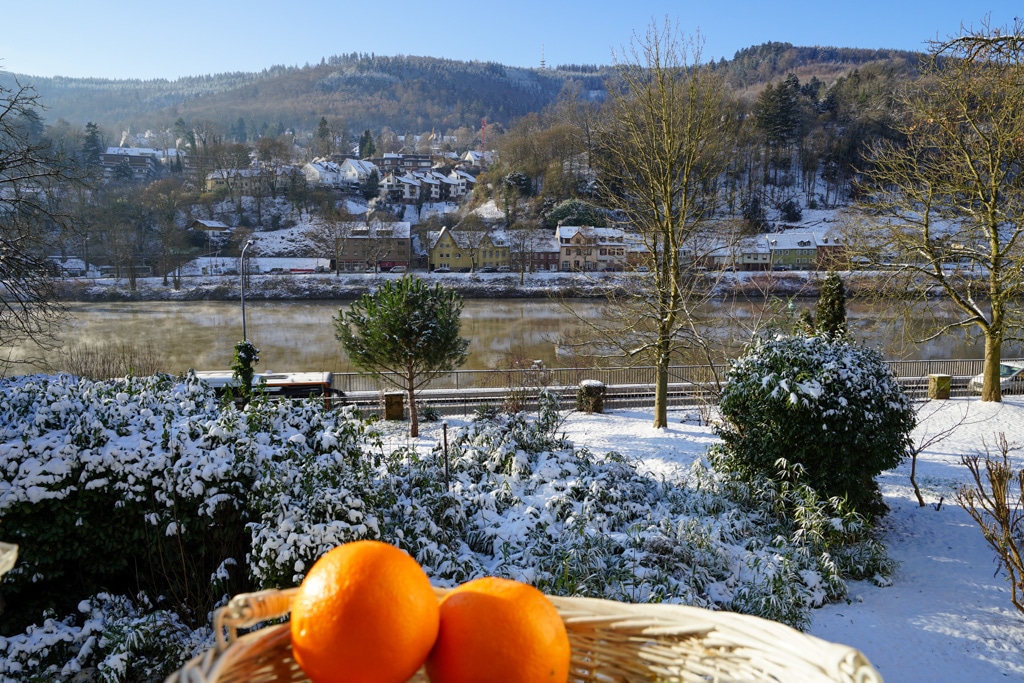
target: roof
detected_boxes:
[766,232,818,250]
[556,225,626,243]
[340,158,378,175]
[343,221,412,239]
[192,219,231,231]
[429,226,508,249]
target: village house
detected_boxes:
[766,232,819,271]
[367,153,432,177]
[556,225,628,272]
[339,158,378,187]
[710,236,773,271]
[205,168,275,195]
[380,173,421,204]
[428,226,509,272]
[303,158,343,187]
[332,222,413,272]
[508,230,560,273]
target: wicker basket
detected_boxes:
[167,587,881,683]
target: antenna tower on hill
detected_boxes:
[541,44,546,70]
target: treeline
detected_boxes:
[3,44,922,141]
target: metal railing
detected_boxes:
[332,358,1012,418]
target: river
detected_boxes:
[4,298,1020,376]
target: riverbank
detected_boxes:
[52,269,866,302]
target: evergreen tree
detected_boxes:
[81,122,104,174]
[232,117,247,144]
[358,129,376,159]
[815,270,847,338]
[334,277,469,437]
[360,168,380,201]
[315,116,331,156]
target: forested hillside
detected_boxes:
[1,45,920,136]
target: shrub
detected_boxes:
[777,197,803,223]
[542,199,607,228]
[712,334,916,516]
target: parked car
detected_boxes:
[497,265,510,272]
[968,361,1024,394]
[389,266,407,274]
[478,266,496,273]
[432,266,451,273]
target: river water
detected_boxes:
[4,298,1019,376]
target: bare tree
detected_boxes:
[955,433,1024,615]
[141,178,192,287]
[849,21,1024,401]
[0,80,82,370]
[907,402,971,507]
[590,20,734,428]
[306,204,355,276]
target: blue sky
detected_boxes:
[3,1,1020,80]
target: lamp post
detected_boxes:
[240,240,254,341]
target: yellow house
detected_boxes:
[428,227,509,272]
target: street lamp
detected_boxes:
[240,240,254,341]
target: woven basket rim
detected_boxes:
[167,586,882,683]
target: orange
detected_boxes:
[425,577,571,683]
[290,540,440,683]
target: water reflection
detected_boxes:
[4,298,1020,376]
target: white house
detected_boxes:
[339,158,378,186]
[303,158,343,187]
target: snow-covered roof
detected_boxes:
[343,221,412,239]
[556,225,626,243]
[766,232,818,250]
[104,146,165,157]
[341,158,378,175]
[191,219,231,231]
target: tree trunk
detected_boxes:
[653,343,669,428]
[407,370,419,437]
[981,333,1003,402]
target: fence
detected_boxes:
[333,358,1010,418]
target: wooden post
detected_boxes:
[384,392,405,419]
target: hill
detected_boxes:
[1,45,921,135]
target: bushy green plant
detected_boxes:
[542,198,607,228]
[712,334,915,516]
[0,373,255,634]
[0,593,209,683]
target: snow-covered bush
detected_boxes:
[712,334,916,516]
[0,371,898,676]
[0,593,208,683]
[0,372,255,634]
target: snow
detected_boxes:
[2,371,1023,681]
[541,399,1024,682]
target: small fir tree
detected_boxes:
[335,277,469,436]
[816,270,847,338]
[81,122,104,174]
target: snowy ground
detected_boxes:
[396,398,1024,683]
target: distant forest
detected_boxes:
[1,43,922,138]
